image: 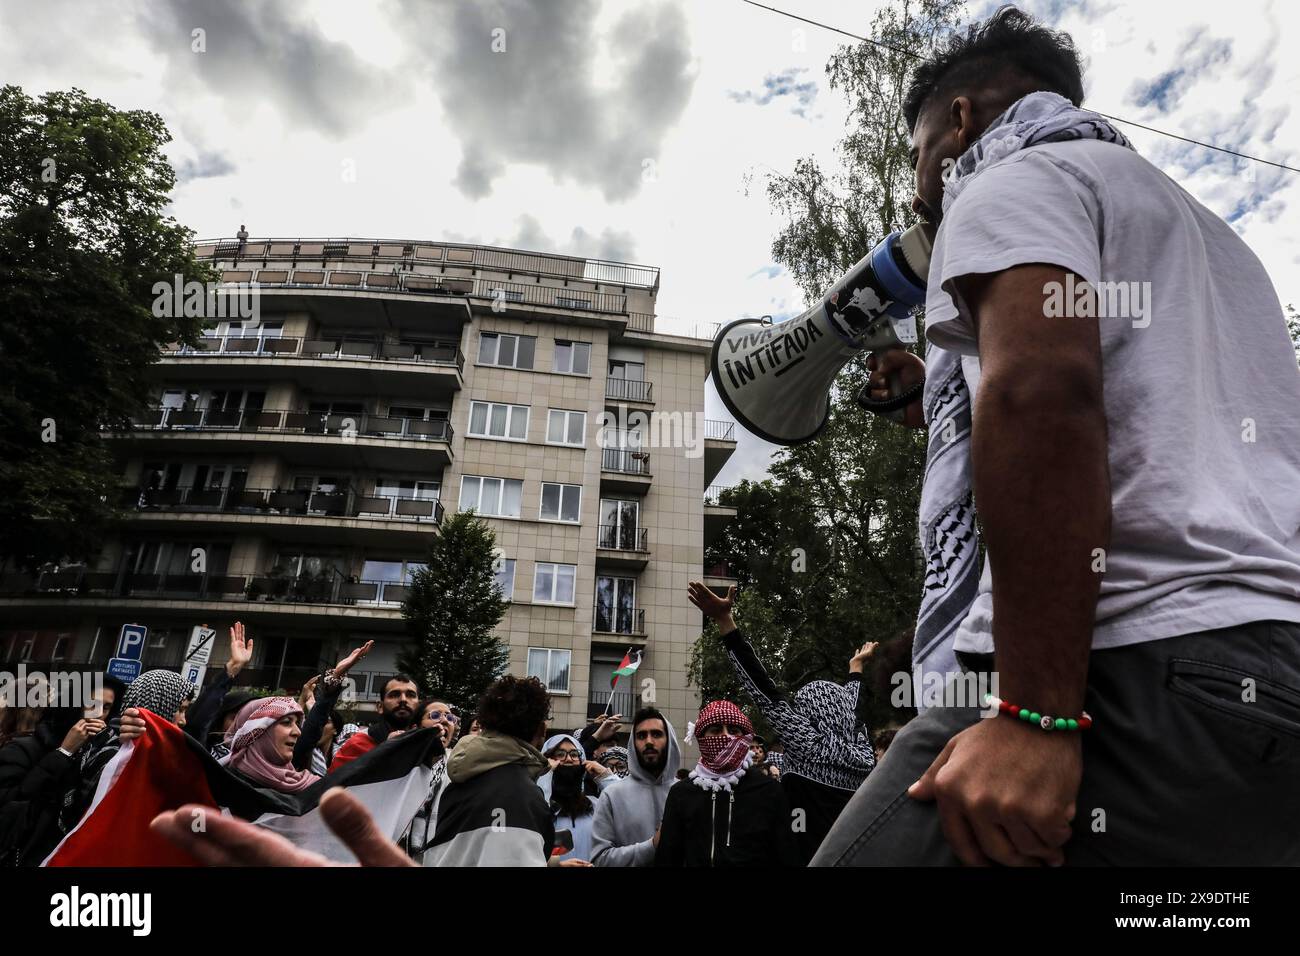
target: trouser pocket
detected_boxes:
[1166,657,1300,760]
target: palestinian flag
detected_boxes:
[43,709,442,866]
[610,649,642,688]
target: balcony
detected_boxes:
[592,606,646,637]
[604,377,653,404]
[599,448,653,496]
[704,418,737,486]
[108,407,455,469]
[703,484,739,547]
[0,567,410,630]
[587,685,636,721]
[595,524,650,571]
[470,278,628,316]
[159,336,465,395]
[118,486,444,544]
[703,561,739,594]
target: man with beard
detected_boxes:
[328,675,420,771]
[590,707,680,866]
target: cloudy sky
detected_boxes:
[4,0,1296,486]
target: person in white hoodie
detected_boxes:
[590,707,681,866]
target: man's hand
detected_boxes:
[688,582,737,636]
[584,759,611,779]
[149,788,415,866]
[866,350,926,428]
[226,621,253,678]
[554,858,594,867]
[118,707,147,743]
[908,716,1080,866]
[652,825,661,847]
[849,641,878,674]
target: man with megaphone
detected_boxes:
[716,7,1300,867]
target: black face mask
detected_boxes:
[552,763,586,797]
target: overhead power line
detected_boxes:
[739,0,1299,174]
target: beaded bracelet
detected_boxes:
[984,694,1092,732]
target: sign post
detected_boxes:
[106,624,147,685]
[182,624,217,688]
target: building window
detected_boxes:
[468,401,529,441]
[546,409,586,446]
[540,483,581,523]
[493,554,516,600]
[477,332,535,370]
[459,476,523,518]
[554,340,591,375]
[533,562,577,605]
[527,647,571,694]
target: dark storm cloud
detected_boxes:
[174,150,237,183]
[134,0,390,136]
[398,0,697,201]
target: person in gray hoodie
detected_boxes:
[590,707,680,866]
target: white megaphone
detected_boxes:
[711,223,933,444]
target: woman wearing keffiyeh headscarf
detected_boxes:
[688,582,877,864]
[221,697,319,793]
[653,699,801,867]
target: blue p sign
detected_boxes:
[117,624,148,661]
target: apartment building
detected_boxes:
[0,236,737,737]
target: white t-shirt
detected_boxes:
[924,138,1300,653]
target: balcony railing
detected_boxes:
[196,237,660,290]
[596,525,649,553]
[166,336,465,371]
[604,377,653,402]
[593,606,646,636]
[600,448,652,476]
[7,567,415,609]
[120,486,445,524]
[471,278,628,316]
[704,484,736,506]
[118,407,454,444]
[587,687,635,719]
[704,419,736,441]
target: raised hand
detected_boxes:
[334,640,374,677]
[226,621,253,677]
[849,641,879,674]
[594,714,622,741]
[688,582,737,635]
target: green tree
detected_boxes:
[0,86,214,569]
[398,511,510,711]
[1285,303,1300,366]
[690,0,964,732]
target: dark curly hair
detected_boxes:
[902,6,1085,132]
[476,675,550,742]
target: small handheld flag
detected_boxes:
[610,649,641,689]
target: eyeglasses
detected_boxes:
[551,749,583,763]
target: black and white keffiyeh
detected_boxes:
[121,669,195,721]
[913,92,1134,698]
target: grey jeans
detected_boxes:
[811,620,1300,866]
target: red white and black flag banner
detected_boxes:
[43,710,441,867]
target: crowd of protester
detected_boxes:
[0,581,892,867]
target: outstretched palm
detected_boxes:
[228,621,253,671]
[334,639,374,676]
[687,581,735,621]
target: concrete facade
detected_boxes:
[0,236,736,737]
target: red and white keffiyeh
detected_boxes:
[222,696,319,793]
[686,700,754,792]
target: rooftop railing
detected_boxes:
[195,237,661,290]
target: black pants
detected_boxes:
[810,621,1300,866]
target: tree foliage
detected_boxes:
[398,511,510,712]
[690,0,965,733]
[0,86,214,568]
